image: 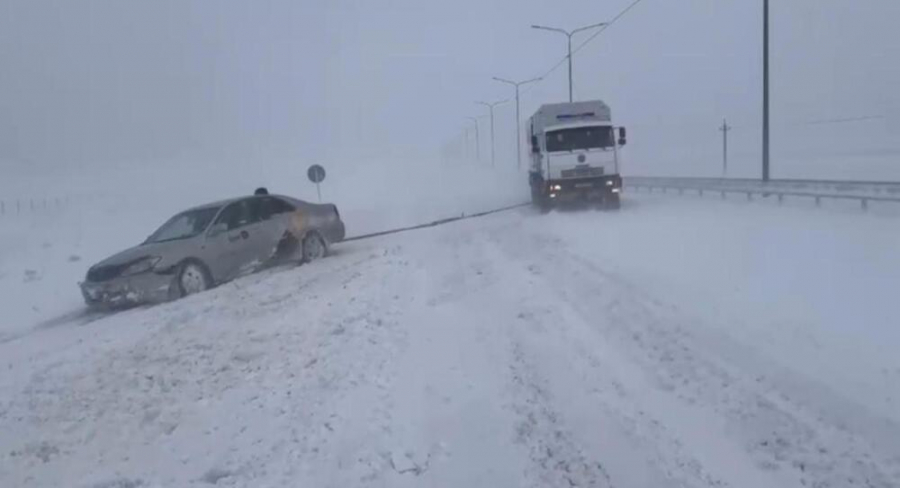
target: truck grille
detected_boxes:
[561,166,604,178]
[87,264,124,283]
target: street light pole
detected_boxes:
[466,116,480,163]
[476,100,506,167]
[532,22,607,102]
[567,35,573,102]
[762,0,770,181]
[493,77,541,170]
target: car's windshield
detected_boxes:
[145,207,220,244]
[546,126,614,152]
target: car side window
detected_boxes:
[269,197,295,214]
[248,198,269,222]
[214,200,254,230]
[255,197,295,221]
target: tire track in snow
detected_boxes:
[363,224,626,487]
[370,229,527,487]
[425,224,617,487]
[507,336,615,488]
[478,223,721,488]
[398,222,666,487]
[490,215,900,488]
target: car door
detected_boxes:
[204,199,264,282]
[244,196,292,263]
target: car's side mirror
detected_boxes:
[531,135,540,153]
[208,222,228,237]
[618,127,627,146]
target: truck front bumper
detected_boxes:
[546,175,622,202]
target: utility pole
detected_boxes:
[762,0,770,181]
[720,119,731,177]
[463,127,470,160]
[466,117,480,163]
[476,100,506,167]
[493,77,541,169]
[532,22,607,102]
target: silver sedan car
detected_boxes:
[80,194,345,308]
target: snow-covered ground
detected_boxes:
[2,193,900,487]
[0,159,527,341]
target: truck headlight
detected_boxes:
[122,257,161,276]
[606,180,614,186]
[612,188,621,193]
[551,185,562,191]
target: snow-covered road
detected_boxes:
[2,195,900,487]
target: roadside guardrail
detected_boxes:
[623,176,900,211]
[0,194,101,218]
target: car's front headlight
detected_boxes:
[121,257,161,276]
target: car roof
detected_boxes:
[182,194,305,213]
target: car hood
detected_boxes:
[91,239,190,269]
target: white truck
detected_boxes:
[528,100,626,209]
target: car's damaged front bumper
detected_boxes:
[79,271,176,308]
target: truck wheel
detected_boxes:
[530,186,542,206]
[605,194,621,210]
[530,174,545,206]
[528,195,550,214]
[531,186,552,213]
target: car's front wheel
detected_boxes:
[178,261,212,297]
[301,232,328,263]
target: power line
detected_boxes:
[572,0,648,57]
[456,0,647,155]
[522,0,649,96]
[804,115,885,126]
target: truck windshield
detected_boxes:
[546,126,614,152]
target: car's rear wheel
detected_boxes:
[301,232,327,263]
[178,261,211,297]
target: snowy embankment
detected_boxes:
[1,193,899,487]
[0,159,527,340]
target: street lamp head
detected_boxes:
[493,76,543,88]
[532,22,608,36]
[477,99,508,108]
[531,24,568,35]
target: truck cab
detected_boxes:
[528,100,626,209]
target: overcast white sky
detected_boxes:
[1,0,898,183]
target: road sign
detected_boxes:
[307,164,326,202]
[307,164,326,184]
